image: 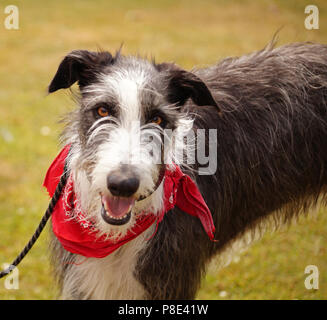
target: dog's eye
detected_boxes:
[96,106,110,118]
[150,116,163,126]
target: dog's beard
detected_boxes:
[66,117,194,239]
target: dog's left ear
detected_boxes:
[156,63,221,113]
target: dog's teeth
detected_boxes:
[103,202,109,211]
[105,212,127,220]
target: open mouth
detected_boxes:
[100,194,135,226]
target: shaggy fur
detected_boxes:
[48,41,327,299]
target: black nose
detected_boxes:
[107,170,140,197]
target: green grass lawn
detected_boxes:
[0,0,326,299]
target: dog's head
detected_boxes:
[48,49,219,237]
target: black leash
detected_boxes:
[0,151,165,279]
[0,161,69,279]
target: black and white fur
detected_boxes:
[48,42,327,299]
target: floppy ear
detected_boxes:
[48,50,114,93]
[156,63,221,113]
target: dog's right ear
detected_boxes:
[48,50,114,93]
[155,62,221,114]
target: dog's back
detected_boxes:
[137,42,327,299]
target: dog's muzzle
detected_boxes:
[100,164,165,226]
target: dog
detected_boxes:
[46,41,327,299]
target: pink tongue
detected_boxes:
[102,195,135,217]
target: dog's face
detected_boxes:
[48,50,218,237]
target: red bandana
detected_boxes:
[43,145,216,258]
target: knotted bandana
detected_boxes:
[43,145,216,258]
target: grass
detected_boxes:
[0,0,326,300]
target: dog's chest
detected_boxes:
[61,227,153,300]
